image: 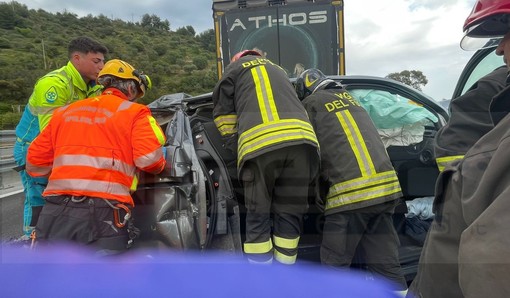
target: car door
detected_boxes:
[452,45,505,98]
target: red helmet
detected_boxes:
[231,50,262,62]
[461,0,510,50]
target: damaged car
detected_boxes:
[131,75,449,282]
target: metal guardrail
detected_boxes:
[0,130,20,193]
[0,159,16,173]
[0,130,16,144]
[1,130,16,171]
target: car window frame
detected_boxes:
[452,46,505,99]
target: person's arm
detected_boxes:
[26,119,55,178]
[212,74,239,153]
[131,107,167,174]
[30,75,72,131]
[212,74,237,138]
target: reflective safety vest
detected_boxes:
[302,88,402,215]
[26,88,166,206]
[212,55,319,170]
[15,61,102,144]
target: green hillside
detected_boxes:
[0,1,218,129]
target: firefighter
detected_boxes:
[212,50,320,264]
[409,1,510,297]
[296,69,407,295]
[434,66,507,171]
[13,36,108,242]
[25,59,167,254]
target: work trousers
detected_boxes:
[35,195,133,254]
[321,200,407,290]
[241,145,318,264]
[13,139,47,236]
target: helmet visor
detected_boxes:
[460,35,501,51]
[461,13,510,50]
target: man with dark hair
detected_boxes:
[13,36,108,243]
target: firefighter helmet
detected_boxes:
[231,50,262,62]
[295,68,337,100]
[97,59,152,98]
[461,0,510,50]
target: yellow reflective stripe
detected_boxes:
[237,119,318,164]
[239,119,315,145]
[328,171,398,196]
[251,66,279,123]
[436,155,464,172]
[326,181,401,210]
[273,235,299,249]
[239,127,317,156]
[54,154,136,177]
[148,115,166,145]
[214,114,238,136]
[16,137,31,144]
[244,239,273,254]
[336,110,375,176]
[238,129,317,166]
[45,179,131,196]
[274,249,297,265]
[130,173,138,192]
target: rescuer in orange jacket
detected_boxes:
[26,59,167,253]
[213,50,320,264]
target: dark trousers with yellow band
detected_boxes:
[240,145,318,264]
[320,200,407,290]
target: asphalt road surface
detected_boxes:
[1,191,24,242]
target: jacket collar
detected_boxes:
[101,88,129,100]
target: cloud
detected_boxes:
[344,0,478,99]
[15,0,482,100]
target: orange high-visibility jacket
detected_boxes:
[26,88,167,206]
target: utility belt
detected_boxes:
[45,195,135,231]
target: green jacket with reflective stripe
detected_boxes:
[212,56,319,171]
[15,61,102,143]
[302,88,402,214]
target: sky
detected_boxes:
[11,0,484,101]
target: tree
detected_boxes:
[386,70,428,91]
[140,14,170,31]
[175,26,196,37]
[197,29,216,52]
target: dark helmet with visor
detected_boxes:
[295,68,338,100]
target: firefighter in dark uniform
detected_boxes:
[435,65,507,171]
[295,69,407,295]
[409,1,510,297]
[212,50,320,264]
